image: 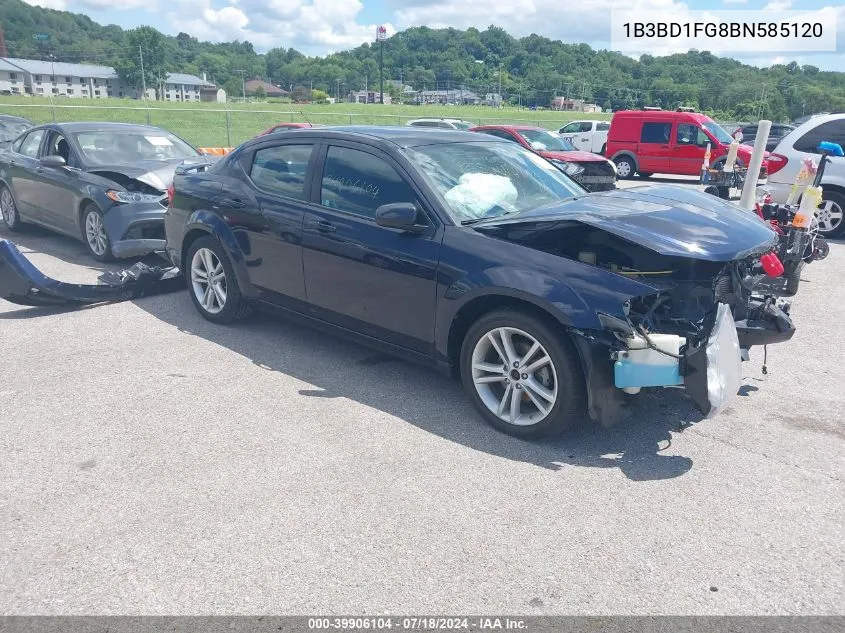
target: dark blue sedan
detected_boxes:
[164,126,794,438]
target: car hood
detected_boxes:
[472,184,778,261]
[86,156,213,191]
[540,150,607,162]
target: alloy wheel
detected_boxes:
[1,188,15,225]
[191,247,227,314]
[471,326,558,426]
[817,199,843,234]
[85,211,108,256]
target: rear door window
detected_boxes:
[596,123,610,132]
[249,143,315,200]
[641,122,672,144]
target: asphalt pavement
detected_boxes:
[1,179,843,615]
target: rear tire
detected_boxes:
[459,308,585,439]
[0,185,22,231]
[185,235,252,324]
[613,155,635,179]
[816,190,845,238]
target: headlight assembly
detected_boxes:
[106,190,163,204]
[552,160,585,177]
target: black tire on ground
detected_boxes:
[80,203,115,262]
[600,143,606,156]
[0,184,23,231]
[185,235,252,324]
[816,190,845,238]
[459,308,585,439]
[784,261,804,297]
[613,155,636,179]
[637,172,653,179]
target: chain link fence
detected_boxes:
[0,101,744,150]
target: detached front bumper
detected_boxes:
[102,200,167,259]
[0,239,183,307]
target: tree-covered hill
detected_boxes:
[1,0,844,120]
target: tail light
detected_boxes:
[766,153,789,176]
[761,252,785,277]
[166,183,175,207]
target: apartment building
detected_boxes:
[0,57,215,102]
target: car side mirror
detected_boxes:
[40,155,66,168]
[375,203,426,233]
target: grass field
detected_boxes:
[0,96,611,148]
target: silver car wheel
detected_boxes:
[84,211,108,256]
[191,247,227,314]
[817,199,843,233]
[471,326,558,426]
[1,188,15,225]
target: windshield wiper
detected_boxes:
[460,210,519,225]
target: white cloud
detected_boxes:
[763,0,791,10]
[169,0,394,54]
[394,0,690,49]
[22,0,68,9]
[77,0,154,8]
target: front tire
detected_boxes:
[81,204,114,262]
[613,155,635,179]
[185,235,252,323]
[1,185,22,231]
[459,309,585,439]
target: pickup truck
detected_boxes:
[557,120,609,155]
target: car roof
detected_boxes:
[407,118,472,123]
[0,114,31,124]
[244,125,505,148]
[472,124,544,131]
[613,110,712,123]
[39,121,177,134]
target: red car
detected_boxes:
[605,109,769,179]
[469,125,617,191]
[258,122,323,136]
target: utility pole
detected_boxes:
[138,46,146,100]
[376,25,387,104]
[234,69,246,101]
[336,78,340,102]
[498,66,502,109]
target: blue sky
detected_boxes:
[22,0,844,70]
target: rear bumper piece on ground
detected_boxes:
[102,201,167,259]
[0,239,183,307]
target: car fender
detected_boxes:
[609,150,638,169]
[182,209,259,298]
[436,264,662,366]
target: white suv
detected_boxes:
[766,113,845,237]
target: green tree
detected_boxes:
[115,26,169,92]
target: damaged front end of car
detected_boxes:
[570,252,795,423]
[471,187,797,425]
